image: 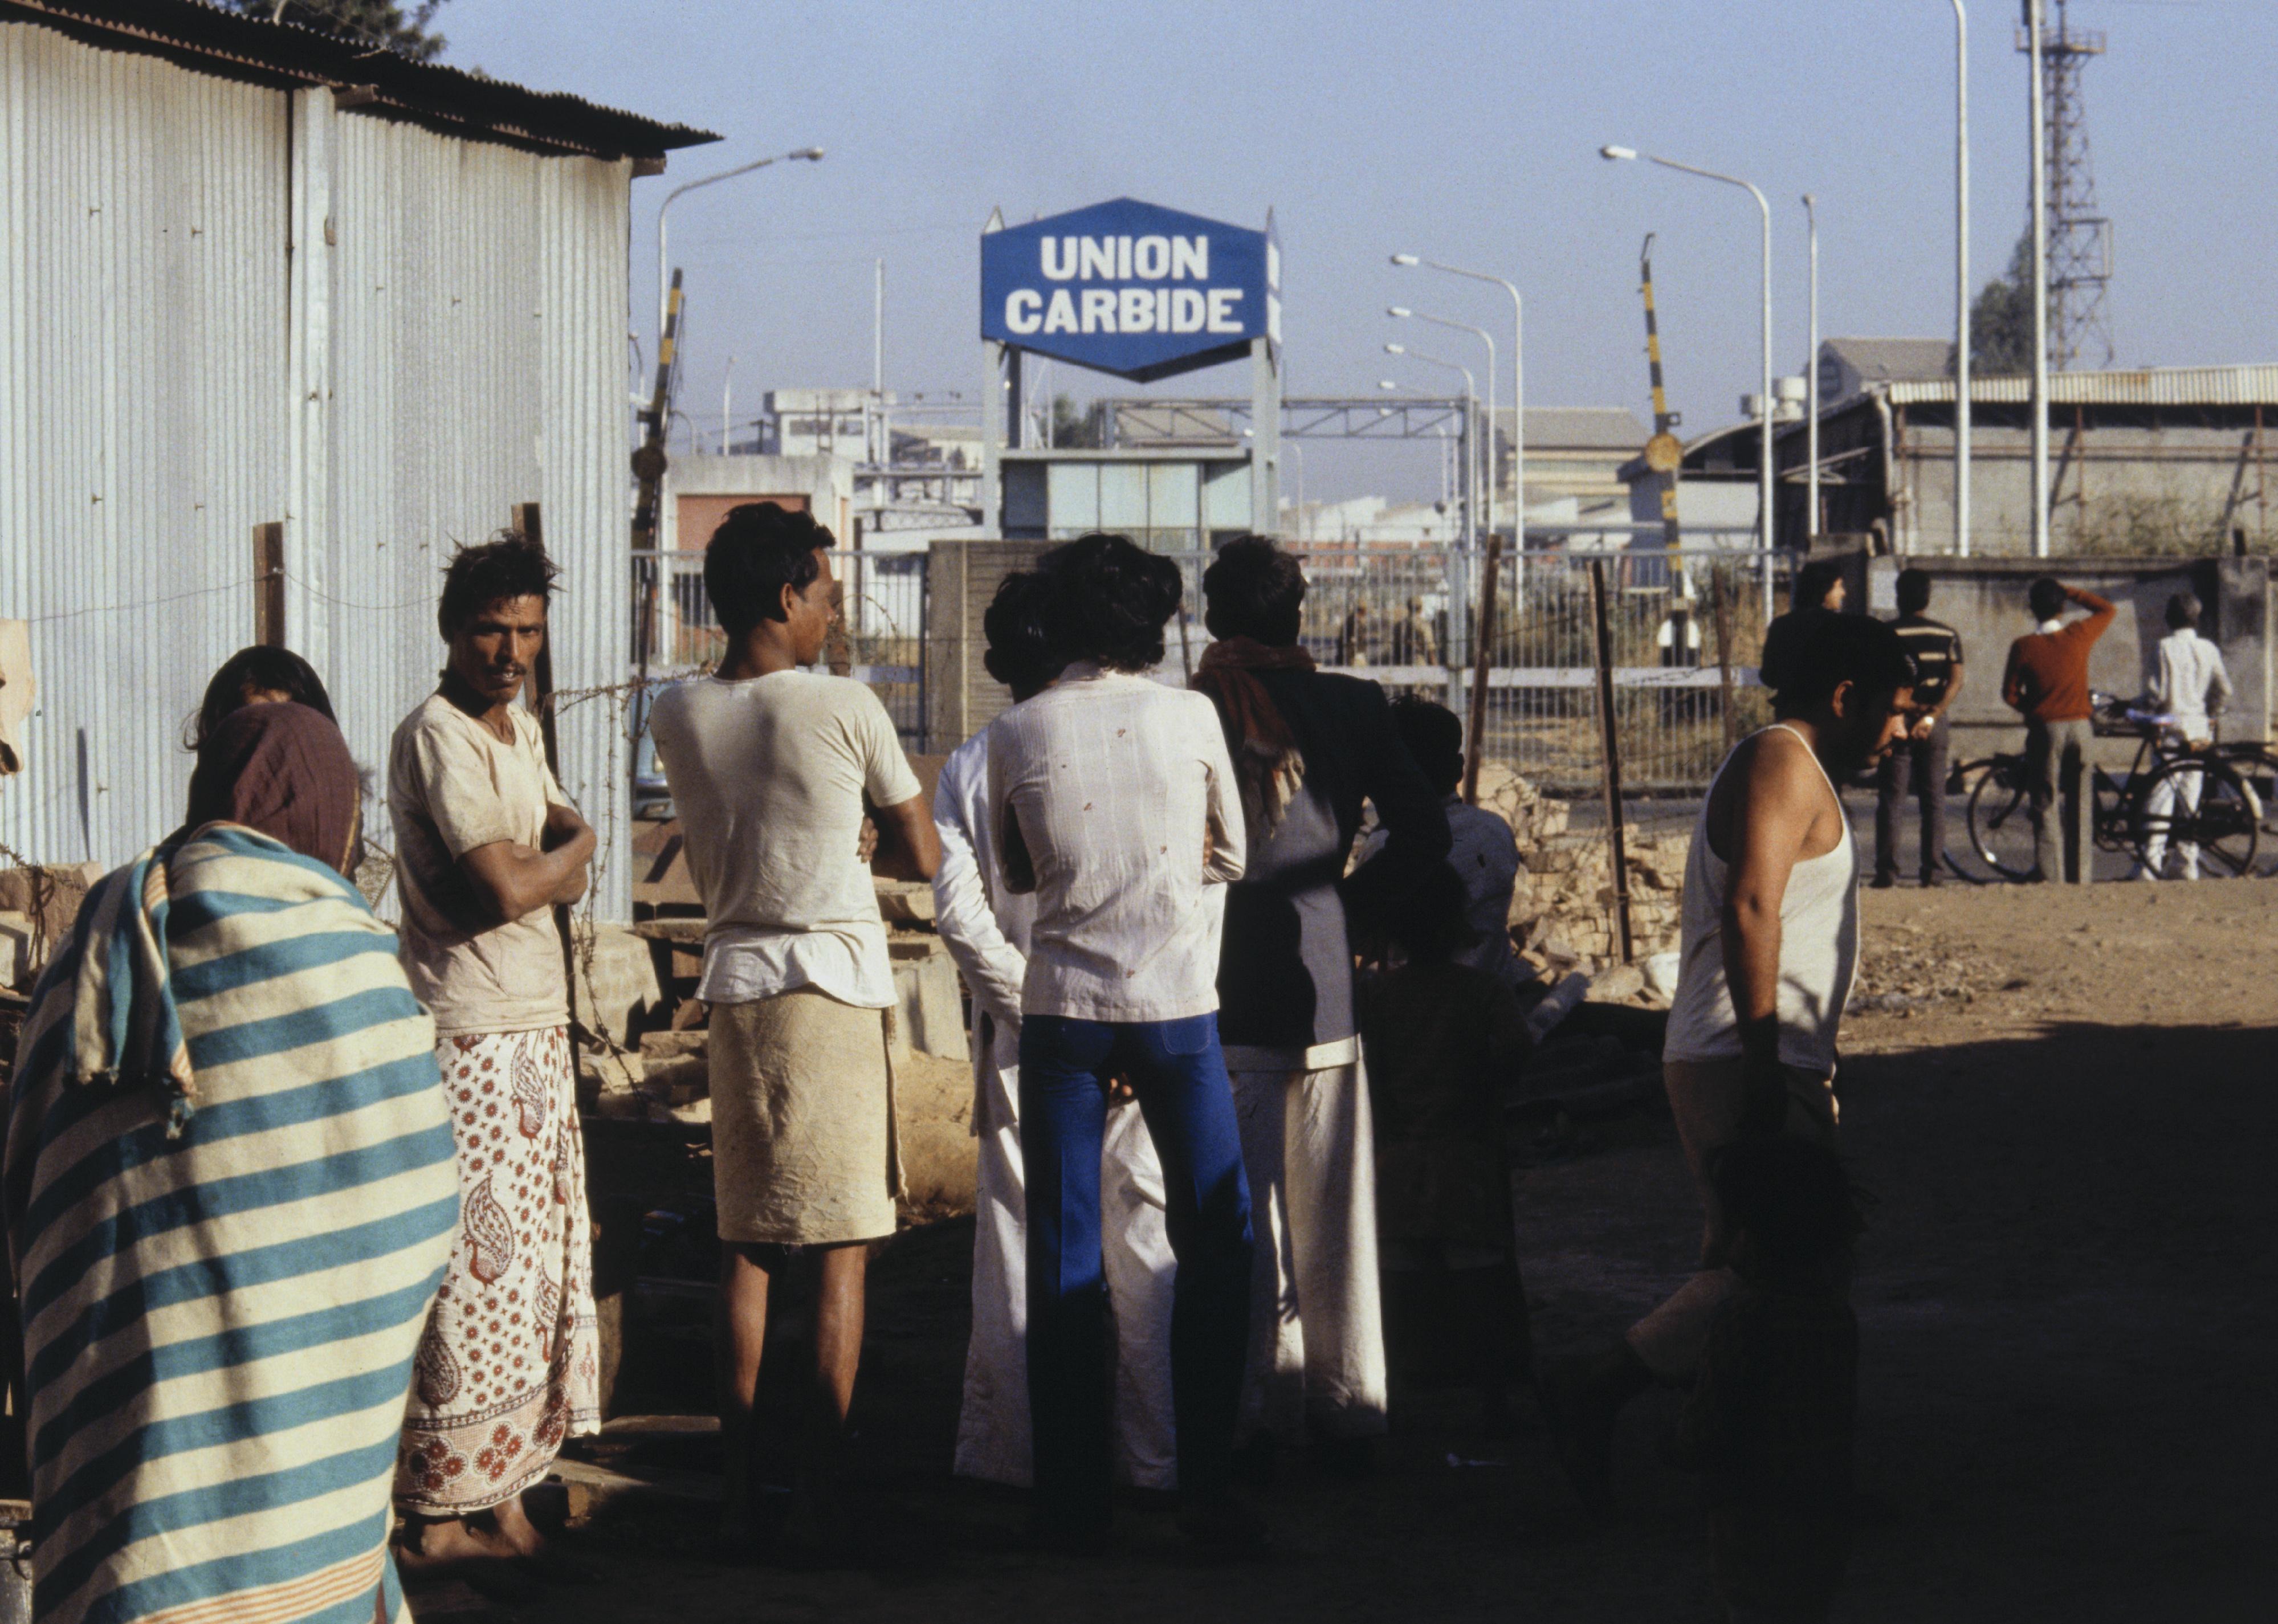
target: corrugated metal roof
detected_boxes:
[1492,406,1649,451]
[1884,363,2278,406]
[2,0,718,158]
[1821,336,1954,383]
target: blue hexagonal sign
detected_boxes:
[981,198,1278,383]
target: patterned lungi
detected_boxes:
[396,1026,601,1513]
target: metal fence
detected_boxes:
[632,541,1791,798]
[1156,543,1794,795]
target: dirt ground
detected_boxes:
[510,878,2276,1623]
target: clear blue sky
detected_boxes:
[444,0,2276,503]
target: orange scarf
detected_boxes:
[1192,636,1315,841]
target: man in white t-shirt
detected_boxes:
[647,502,939,1556]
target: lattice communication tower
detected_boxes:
[2018,0,2113,369]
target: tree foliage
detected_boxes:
[231,1,450,63]
[1969,232,2036,376]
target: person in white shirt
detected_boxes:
[934,569,1178,1494]
[2138,591,2234,880]
[647,503,941,1557]
[986,533,1258,1553]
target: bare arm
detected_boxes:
[868,793,942,883]
[1713,733,1824,1132]
[1927,659,1963,724]
[457,802,593,924]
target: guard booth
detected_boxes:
[933,199,1281,746]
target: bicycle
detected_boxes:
[1943,692,2262,882]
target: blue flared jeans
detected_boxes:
[1018,1011,1254,1525]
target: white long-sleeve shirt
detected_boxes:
[932,729,1034,1084]
[2150,626,2231,744]
[987,662,1244,1023]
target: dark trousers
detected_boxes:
[1874,715,1950,882]
[1020,1011,1254,1525]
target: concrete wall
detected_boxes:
[1865,554,2271,757]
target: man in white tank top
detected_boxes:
[1543,609,1915,1516]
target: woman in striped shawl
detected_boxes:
[3,700,459,1624]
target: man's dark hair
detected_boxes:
[983,570,1063,696]
[185,646,337,752]
[704,502,835,640]
[1201,536,1307,646]
[438,529,559,640]
[2027,576,2067,623]
[1038,533,1183,672]
[1794,558,1847,612]
[1389,695,1464,797]
[1710,1136,1861,1287]
[2166,591,2200,631]
[1896,568,1933,615]
[1767,610,1914,716]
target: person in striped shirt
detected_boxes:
[1873,569,1965,888]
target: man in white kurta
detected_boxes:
[934,671,1179,1490]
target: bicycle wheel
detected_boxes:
[1937,758,1998,882]
[1966,758,2040,882]
[2132,757,2260,878]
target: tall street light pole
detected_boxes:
[1385,342,1478,546]
[1803,194,1820,546]
[2026,0,2051,558]
[655,146,825,348]
[1951,0,1973,556]
[1388,307,1495,551]
[1391,255,1523,550]
[1600,146,1774,559]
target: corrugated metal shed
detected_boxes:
[1884,363,2278,407]
[0,7,714,921]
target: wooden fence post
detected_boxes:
[1588,558,1636,965]
[252,521,286,647]
[514,501,586,1032]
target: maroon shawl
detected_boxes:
[184,700,363,877]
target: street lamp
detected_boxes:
[1391,254,1524,552]
[1386,341,1478,546]
[1950,0,1973,556]
[1802,195,1819,545]
[1599,144,1774,559]
[655,146,825,345]
[2026,0,2051,558]
[1388,307,1496,550]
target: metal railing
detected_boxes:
[1155,542,1792,794]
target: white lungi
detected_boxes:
[1226,1042,1389,1443]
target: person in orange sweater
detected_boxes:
[2000,578,2116,882]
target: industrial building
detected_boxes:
[1782,361,2278,557]
[0,0,711,917]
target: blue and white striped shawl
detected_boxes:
[3,823,461,1624]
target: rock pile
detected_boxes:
[1472,765,1689,980]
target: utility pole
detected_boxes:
[2027,0,2052,558]
[1953,0,1973,557]
[1803,194,1820,546]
